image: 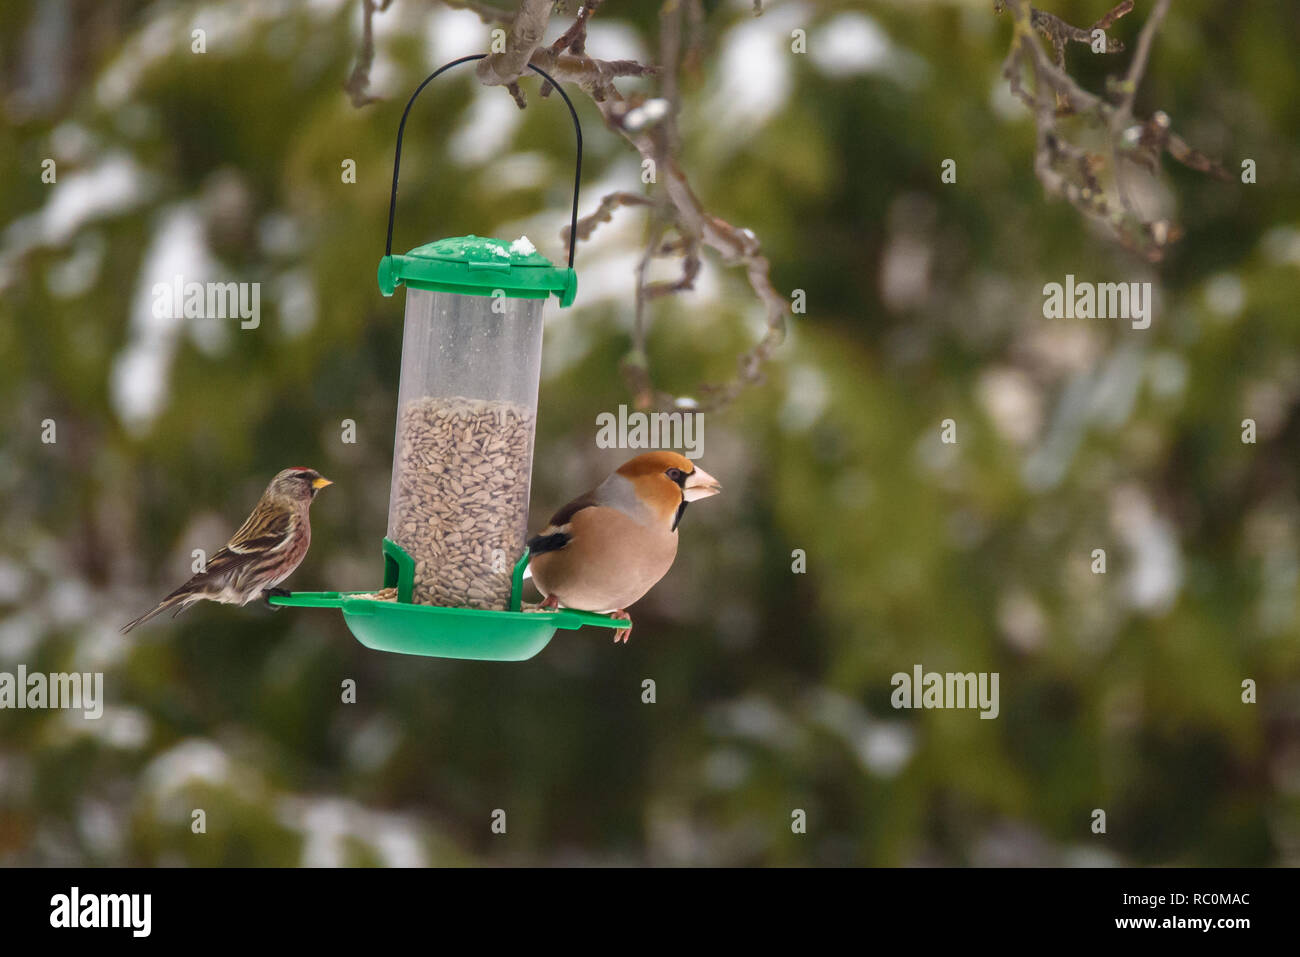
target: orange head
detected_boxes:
[614,451,722,527]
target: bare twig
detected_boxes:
[1092,0,1135,31]
[343,0,393,107]
[539,0,602,96]
[1115,0,1167,117]
[516,0,788,411]
[563,191,654,245]
[526,48,658,101]
[475,0,556,89]
[998,0,1230,261]
[1030,1,1130,69]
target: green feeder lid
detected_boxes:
[378,235,577,307]
[270,538,623,661]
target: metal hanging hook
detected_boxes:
[383,53,584,269]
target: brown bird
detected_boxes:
[527,451,722,643]
[121,467,332,633]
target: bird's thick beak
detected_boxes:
[311,476,333,490]
[683,466,722,501]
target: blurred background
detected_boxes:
[2,0,1299,866]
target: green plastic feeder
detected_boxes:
[272,54,624,660]
[271,540,620,661]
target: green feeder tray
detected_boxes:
[269,539,624,661]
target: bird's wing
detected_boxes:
[527,491,599,556]
[199,544,263,579]
[226,504,295,555]
[193,507,296,580]
[547,490,601,529]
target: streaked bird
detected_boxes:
[121,467,332,633]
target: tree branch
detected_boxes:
[563,190,654,245]
[350,0,790,412]
[475,0,555,88]
[1116,0,1167,117]
[539,0,602,96]
[343,0,393,108]
[997,0,1231,262]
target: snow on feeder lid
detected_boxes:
[271,54,623,660]
[377,233,576,305]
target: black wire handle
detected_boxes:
[383,54,584,269]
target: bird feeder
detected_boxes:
[273,55,622,659]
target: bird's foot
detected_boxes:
[524,594,561,613]
[262,588,291,610]
[610,609,632,644]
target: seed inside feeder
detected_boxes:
[381,240,555,613]
[388,395,535,609]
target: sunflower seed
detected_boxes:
[388,395,535,610]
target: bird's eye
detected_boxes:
[665,468,685,484]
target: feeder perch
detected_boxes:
[273,55,623,659]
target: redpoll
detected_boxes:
[121,467,332,633]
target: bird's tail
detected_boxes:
[121,589,196,634]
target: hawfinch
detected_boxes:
[527,451,722,642]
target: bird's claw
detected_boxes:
[263,587,291,610]
[610,609,632,644]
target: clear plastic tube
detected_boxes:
[386,288,545,609]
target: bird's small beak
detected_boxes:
[312,476,333,490]
[683,466,722,501]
